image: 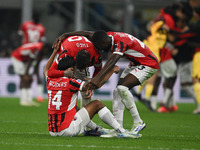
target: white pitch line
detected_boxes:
[0,141,199,150]
[0,141,139,149]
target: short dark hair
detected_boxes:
[76,50,90,70]
[91,30,111,52]
[58,56,75,70]
[32,12,40,24]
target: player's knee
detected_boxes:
[93,100,105,110]
[117,85,129,93]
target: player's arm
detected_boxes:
[52,31,94,49]
[43,42,61,78]
[89,54,122,89]
[81,65,120,98]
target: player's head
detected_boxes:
[58,56,75,71]
[91,30,112,53]
[76,50,91,71]
[32,12,40,24]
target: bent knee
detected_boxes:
[117,85,129,92]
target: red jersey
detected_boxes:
[107,32,159,69]
[48,36,102,78]
[47,77,84,132]
[160,48,172,63]
[11,42,43,62]
[20,21,45,44]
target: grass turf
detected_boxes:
[0,97,200,150]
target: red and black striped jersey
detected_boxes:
[48,36,102,78]
[46,76,84,132]
[107,32,159,69]
[11,42,43,62]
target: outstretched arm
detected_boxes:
[43,42,61,78]
[89,54,122,89]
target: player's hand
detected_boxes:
[52,34,66,49]
[113,65,120,74]
[64,67,74,78]
[84,89,93,98]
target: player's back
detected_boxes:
[59,36,101,66]
[21,21,45,44]
[12,42,43,61]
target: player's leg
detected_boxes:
[192,52,200,114]
[112,87,125,127]
[116,65,157,134]
[157,59,177,112]
[179,61,197,111]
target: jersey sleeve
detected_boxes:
[112,41,129,56]
[47,60,65,78]
[69,78,85,92]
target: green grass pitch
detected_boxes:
[0,97,200,150]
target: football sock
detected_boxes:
[86,120,98,130]
[98,107,125,133]
[162,88,172,105]
[117,85,142,124]
[150,95,157,110]
[194,82,200,104]
[182,85,197,103]
[113,88,125,127]
[20,88,27,103]
[27,88,33,102]
[145,84,154,100]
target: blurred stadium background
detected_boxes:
[0,0,194,102]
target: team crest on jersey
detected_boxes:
[76,79,82,83]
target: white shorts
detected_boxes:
[159,59,177,78]
[49,107,90,137]
[11,57,35,75]
[120,65,157,84]
[179,61,193,83]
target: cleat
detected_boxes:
[193,109,200,114]
[157,106,170,113]
[171,105,178,112]
[100,130,118,138]
[84,129,100,136]
[118,130,142,139]
[99,128,114,135]
[36,96,44,102]
[20,101,40,107]
[131,121,146,134]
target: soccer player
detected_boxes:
[11,42,50,106]
[165,5,200,114]
[43,46,141,138]
[18,12,46,102]
[53,30,159,134]
[48,35,102,109]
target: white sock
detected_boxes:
[27,88,33,102]
[150,95,157,110]
[20,88,27,103]
[169,94,176,106]
[87,120,98,130]
[113,88,125,127]
[117,85,142,124]
[98,107,125,133]
[182,85,197,103]
[162,88,172,105]
[37,84,43,97]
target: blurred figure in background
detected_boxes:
[11,42,50,106]
[18,12,46,102]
